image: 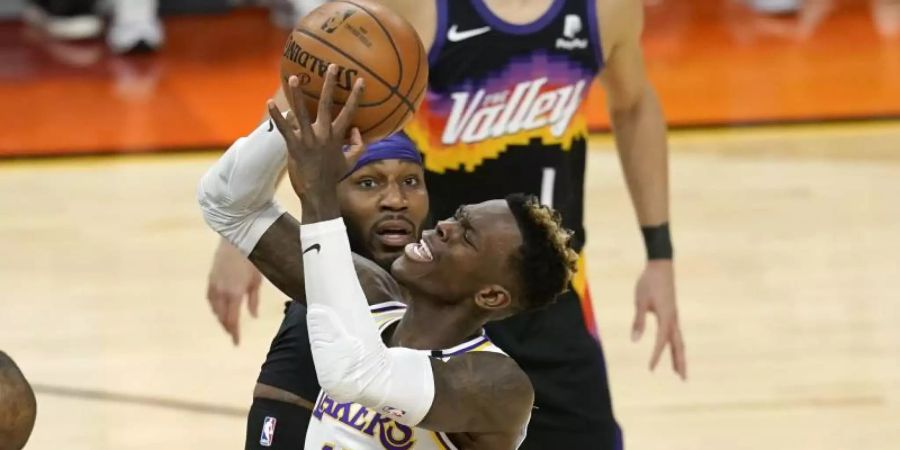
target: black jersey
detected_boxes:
[405,2,622,446]
[404,0,604,253]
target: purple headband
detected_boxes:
[344,133,423,177]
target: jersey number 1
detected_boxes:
[541,167,556,207]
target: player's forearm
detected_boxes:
[300,220,435,426]
[298,186,342,225]
[248,213,307,301]
[609,83,670,227]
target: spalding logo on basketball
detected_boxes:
[280,0,428,143]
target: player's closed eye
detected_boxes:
[452,209,476,248]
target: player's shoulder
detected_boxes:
[352,253,407,305]
[443,352,534,425]
[372,0,434,27]
[596,0,642,17]
[466,352,533,396]
[373,0,436,49]
[595,0,643,53]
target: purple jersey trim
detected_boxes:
[428,0,449,66]
[441,336,491,357]
[586,0,605,66]
[471,0,565,35]
[369,302,406,313]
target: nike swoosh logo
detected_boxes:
[447,25,490,42]
[303,244,321,255]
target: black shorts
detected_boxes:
[245,397,310,450]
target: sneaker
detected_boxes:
[106,0,164,54]
[23,0,103,40]
[107,16,163,54]
[750,0,801,15]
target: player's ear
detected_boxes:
[474,285,512,311]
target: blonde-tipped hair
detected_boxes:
[505,194,579,310]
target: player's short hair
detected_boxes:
[505,193,579,311]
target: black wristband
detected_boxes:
[641,223,673,260]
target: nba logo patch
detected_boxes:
[260,416,277,447]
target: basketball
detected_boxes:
[279,0,428,142]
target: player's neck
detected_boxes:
[389,299,486,351]
[483,0,555,24]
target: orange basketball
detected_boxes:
[280,0,428,143]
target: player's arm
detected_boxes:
[421,352,534,435]
[197,101,401,305]
[597,0,669,228]
[204,87,291,344]
[596,0,686,378]
[250,213,403,305]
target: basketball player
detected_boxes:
[208,1,686,448]
[0,352,37,450]
[199,69,580,448]
[204,119,431,447]
[198,66,517,448]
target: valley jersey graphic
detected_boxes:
[404,0,604,251]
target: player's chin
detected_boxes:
[390,253,432,282]
[370,246,406,268]
[370,238,415,265]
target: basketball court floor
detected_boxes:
[1,1,899,449]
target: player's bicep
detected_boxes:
[597,0,649,111]
[419,353,533,435]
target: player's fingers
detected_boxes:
[206,285,226,317]
[333,77,364,136]
[211,295,235,340]
[225,296,241,346]
[344,128,366,166]
[267,100,296,143]
[288,76,314,139]
[205,283,219,309]
[671,326,687,380]
[247,286,260,319]
[317,64,338,126]
[631,300,648,342]
[285,110,298,131]
[649,321,670,371]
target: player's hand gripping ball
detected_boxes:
[280,0,428,143]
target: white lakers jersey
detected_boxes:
[304,301,508,450]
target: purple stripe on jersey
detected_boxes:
[443,336,490,357]
[370,303,406,313]
[471,0,565,35]
[586,0,604,65]
[429,0,449,66]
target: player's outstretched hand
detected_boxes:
[266,65,365,206]
[631,259,687,380]
[206,238,263,346]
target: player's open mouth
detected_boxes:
[375,219,414,247]
[404,238,433,262]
